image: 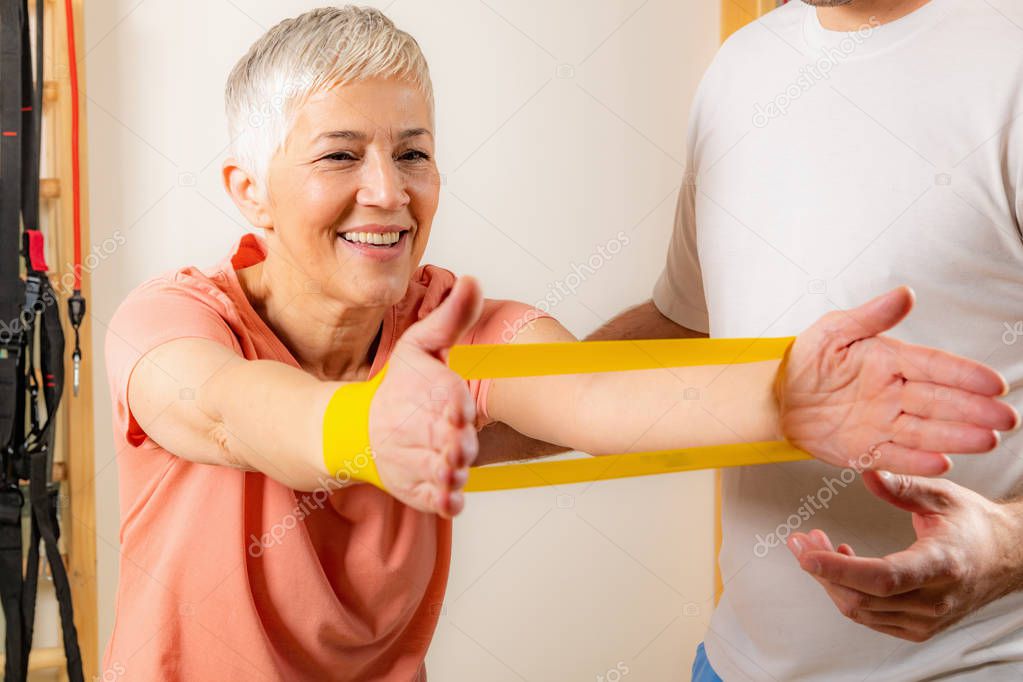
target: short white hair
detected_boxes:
[224,5,433,189]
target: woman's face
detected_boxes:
[263,77,439,309]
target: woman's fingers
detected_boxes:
[443,398,463,429]
[446,491,465,516]
[891,414,998,454]
[900,381,1019,430]
[398,275,483,357]
[819,287,914,345]
[895,343,1008,397]
[421,402,477,517]
[872,379,1009,469]
[458,422,478,467]
[437,400,478,468]
[866,443,951,475]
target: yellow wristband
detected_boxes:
[773,339,795,433]
[323,363,389,489]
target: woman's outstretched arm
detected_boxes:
[485,288,1018,475]
[476,299,707,465]
[127,277,487,517]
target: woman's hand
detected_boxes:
[369,276,484,518]
[779,287,1018,475]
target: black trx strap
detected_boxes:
[0,0,28,678]
[0,1,83,680]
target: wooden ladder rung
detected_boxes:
[0,645,67,672]
[40,178,61,199]
[43,80,59,105]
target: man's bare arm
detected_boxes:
[475,300,705,464]
[587,299,707,341]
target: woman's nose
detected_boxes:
[356,152,409,211]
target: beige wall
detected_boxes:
[84,1,721,678]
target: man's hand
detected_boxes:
[786,470,1023,642]
[369,276,483,518]
[781,286,1018,475]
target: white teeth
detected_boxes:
[341,231,403,246]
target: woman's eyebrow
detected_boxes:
[315,130,367,142]
[312,128,431,143]
[400,128,432,140]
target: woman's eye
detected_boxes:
[398,150,430,162]
[324,151,357,162]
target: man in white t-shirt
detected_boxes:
[590,0,1023,679]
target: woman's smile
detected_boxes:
[337,224,415,262]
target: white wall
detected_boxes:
[85,1,721,679]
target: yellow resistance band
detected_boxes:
[448,337,812,492]
[323,365,388,488]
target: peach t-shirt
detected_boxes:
[103,234,548,681]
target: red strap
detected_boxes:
[26,229,48,272]
[65,0,82,290]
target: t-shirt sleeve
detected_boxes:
[1014,115,1023,231]
[651,78,711,334]
[652,178,709,333]
[105,280,240,447]
[463,299,553,428]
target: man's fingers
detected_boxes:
[896,343,1009,397]
[790,533,877,613]
[900,381,1019,430]
[844,589,954,618]
[808,529,834,552]
[847,610,936,640]
[865,623,930,643]
[791,530,949,642]
[867,443,951,476]
[797,548,933,597]
[891,414,998,453]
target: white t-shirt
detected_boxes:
[653,1,1023,679]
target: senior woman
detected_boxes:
[102,6,1016,680]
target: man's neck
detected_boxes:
[815,0,933,31]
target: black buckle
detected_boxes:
[24,273,41,313]
[0,485,23,526]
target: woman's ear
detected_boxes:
[222,158,273,229]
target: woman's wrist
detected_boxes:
[322,364,389,490]
[772,341,795,442]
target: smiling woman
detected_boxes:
[100,5,1017,681]
[227,76,439,311]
